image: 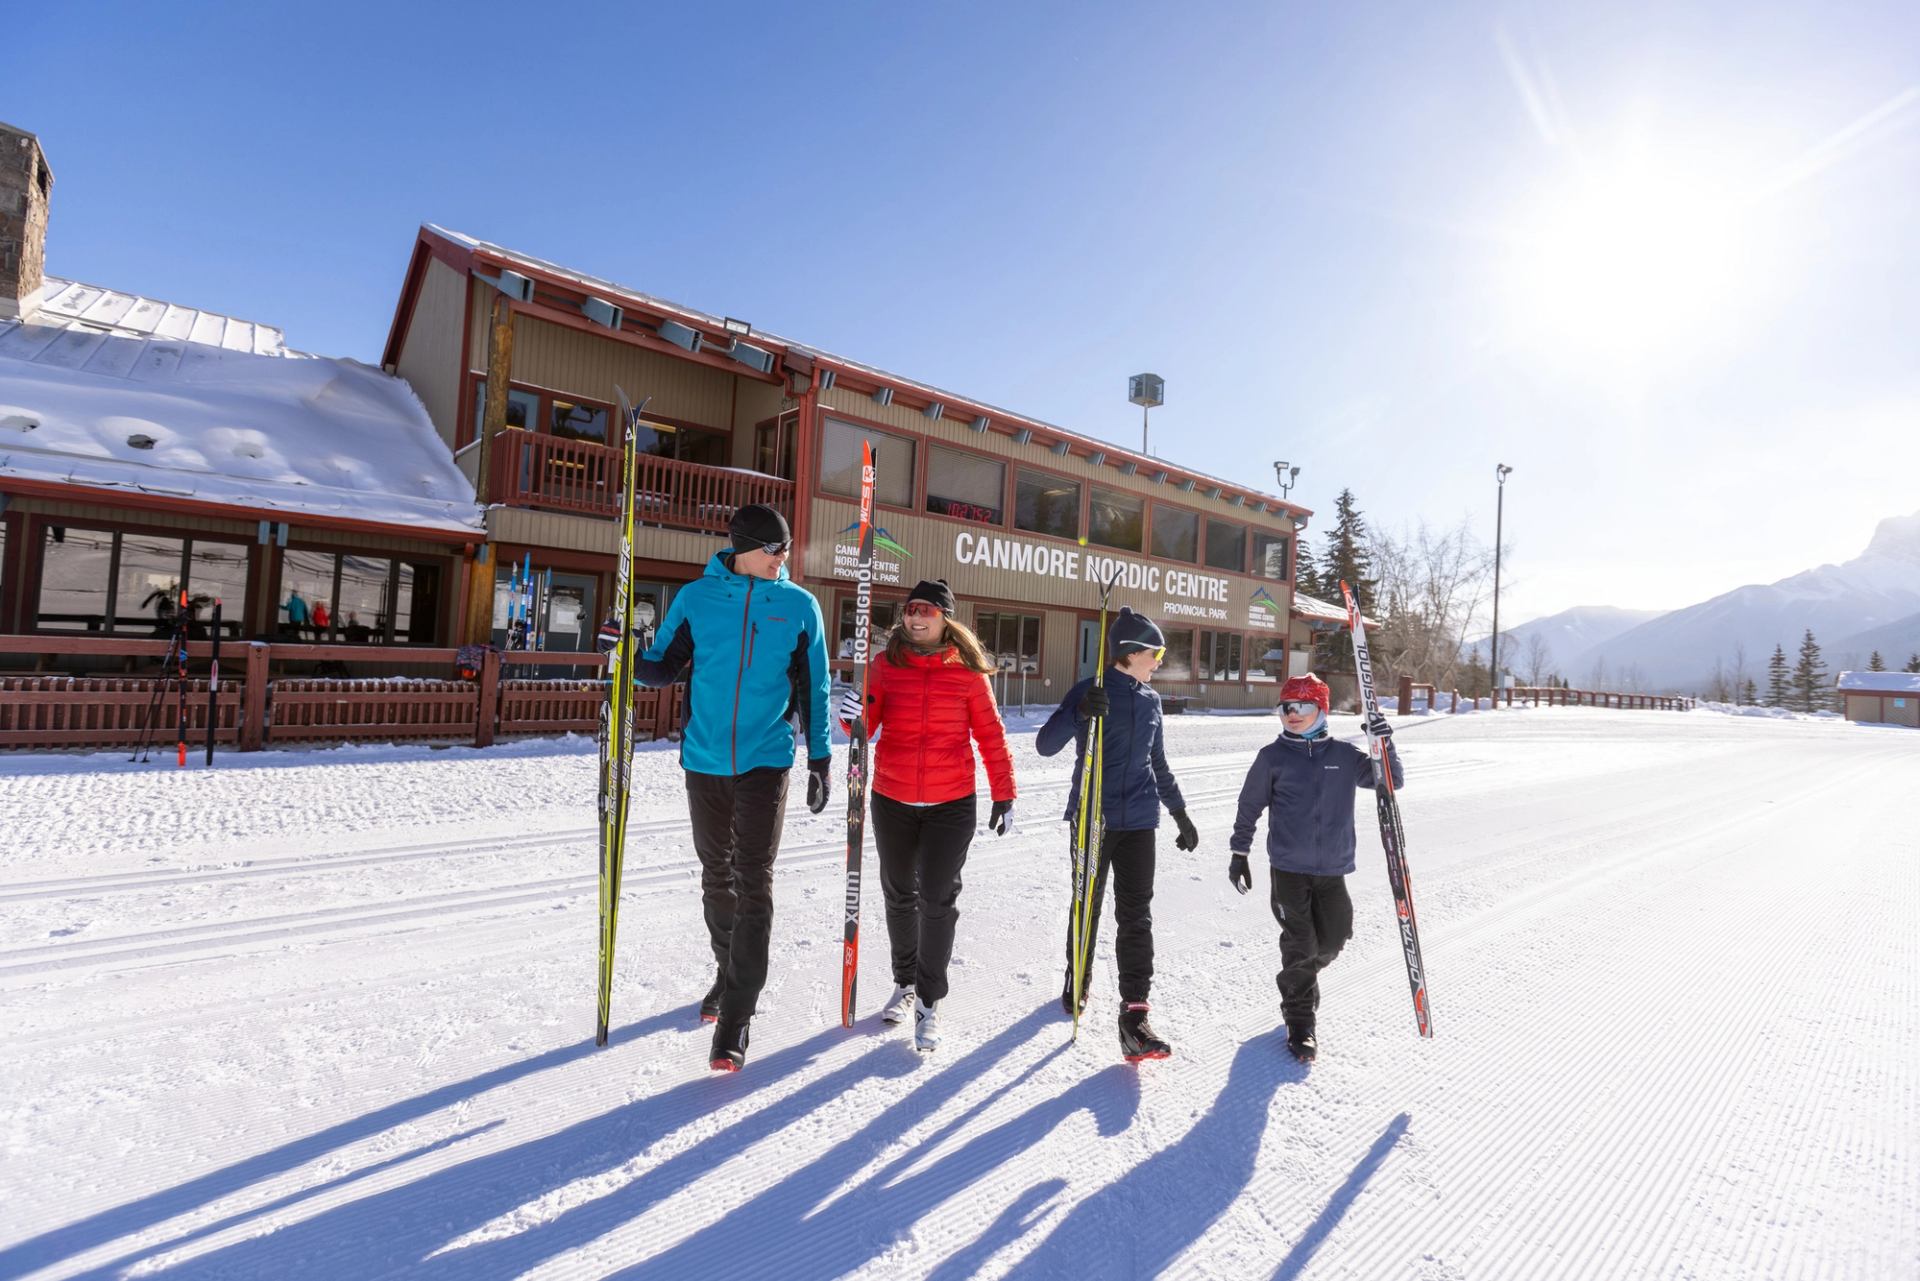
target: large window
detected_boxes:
[1159,628,1195,682]
[821,418,915,507]
[1151,506,1197,562]
[636,418,727,464]
[36,527,247,636]
[926,446,1006,525]
[1089,486,1144,552]
[471,380,540,438]
[289,550,440,644]
[1015,470,1080,541]
[975,610,1042,674]
[1205,519,1247,573]
[837,595,903,658]
[1250,635,1283,683]
[1200,630,1244,682]
[754,413,797,481]
[1252,531,1291,580]
[550,397,609,445]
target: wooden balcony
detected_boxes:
[487,430,793,531]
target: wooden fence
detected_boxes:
[1391,675,1694,714]
[0,636,685,752]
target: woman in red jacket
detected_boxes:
[839,579,1017,1053]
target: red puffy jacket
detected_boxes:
[866,646,1017,805]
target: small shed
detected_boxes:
[1837,671,1920,728]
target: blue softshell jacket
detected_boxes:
[632,551,830,778]
[1229,732,1405,875]
[1035,668,1185,831]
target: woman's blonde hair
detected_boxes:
[883,611,995,673]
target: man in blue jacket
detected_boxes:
[633,503,831,1072]
[1038,607,1200,1062]
[1227,672,1402,1063]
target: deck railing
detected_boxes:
[488,430,793,530]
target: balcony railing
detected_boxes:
[488,430,793,531]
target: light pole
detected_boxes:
[1129,373,1164,454]
[1490,463,1513,704]
[1272,461,1300,501]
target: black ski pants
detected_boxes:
[686,766,790,1022]
[1270,868,1354,1030]
[871,791,977,1005]
[1066,826,1157,1004]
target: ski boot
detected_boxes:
[1286,1024,1317,1063]
[710,1016,750,1072]
[913,997,942,1054]
[882,984,917,1026]
[698,974,724,1024]
[1060,968,1092,1017]
[1118,1002,1171,1062]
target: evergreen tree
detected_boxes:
[1461,643,1490,699]
[1907,653,1920,673]
[1766,643,1790,707]
[1791,629,1829,713]
[1319,489,1377,613]
[1869,650,1885,671]
[1742,677,1758,705]
[1293,537,1322,600]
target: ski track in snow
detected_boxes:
[0,710,1914,1279]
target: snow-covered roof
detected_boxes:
[1290,590,1378,628]
[0,276,481,535]
[1836,671,1920,694]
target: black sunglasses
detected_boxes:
[1280,700,1319,716]
[759,540,792,556]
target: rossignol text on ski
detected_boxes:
[841,440,876,1027]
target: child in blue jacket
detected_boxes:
[1228,672,1402,1063]
[1038,607,1200,1062]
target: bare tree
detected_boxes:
[1369,518,1497,692]
[1523,632,1552,688]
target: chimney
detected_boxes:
[0,121,53,321]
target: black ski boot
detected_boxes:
[1118,1002,1172,1062]
[1060,967,1092,1017]
[698,975,724,1024]
[710,1016,750,1073]
[1286,1024,1317,1063]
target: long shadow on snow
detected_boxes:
[998,1030,1305,1278]
[1271,1111,1411,1280]
[4,1005,672,1279]
[118,1013,899,1279]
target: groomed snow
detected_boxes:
[1,708,1915,1279]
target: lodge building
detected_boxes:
[383,225,1312,709]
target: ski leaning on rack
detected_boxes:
[1341,578,1433,1038]
[205,600,222,766]
[175,588,190,769]
[841,441,877,1028]
[1066,565,1124,1043]
[596,387,647,1047]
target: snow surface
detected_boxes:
[2,710,1916,1279]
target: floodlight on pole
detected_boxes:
[1490,464,1514,704]
[1129,373,1164,455]
[1273,461,1300,501]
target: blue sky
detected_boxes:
[15,1,1919,622]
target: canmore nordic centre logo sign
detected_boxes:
[834,521,910,586]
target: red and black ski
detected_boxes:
[840,441,876,1027]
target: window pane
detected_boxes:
[550,398,608,444]
[1205,519,1247,572]
[1250,633,1282,682]
[1014,470,1080,540]
[338,556,392,642]
[472,382,539,436]
[926,447,1005,524]
[185,540,248,637]
[838,596,902,657]
[36,527,114,632]
[821,418,915,507]
[976,611,1041,672]
[755,415,797,480]
[1252,531,1290,580]
[1161,629,1194,681]
[1089,487,1144,552]
[679,427,729,467]
[280,550,335,639]
[115,533,187,636]
[1151,506,1197,561]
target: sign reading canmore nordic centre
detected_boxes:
[953,531,1279,629]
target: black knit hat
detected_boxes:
[1108,606,1165,655]
[905,579,955,615]
[728,503,791,553]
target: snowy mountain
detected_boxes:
[1474,605,1666,673]
[1571,510,1920,691]
[1835,608,1920,667]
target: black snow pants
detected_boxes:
[685,766,790,1022]
[871,791,978,1005]
[1270,868,1354,1030]
[1066,826,1157,1004]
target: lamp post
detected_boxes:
[1490,463,1513,704]
[1129,373,1164,454]
[1272,461,1300,501]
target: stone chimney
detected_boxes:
[0,121,53,321]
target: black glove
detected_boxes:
[806,756,832,813]
[1365,712,1393,740]
[1228,853,1252,895]
[989,799,1015,837]
[1078,684,1110,720]
[1172,808,1199,852]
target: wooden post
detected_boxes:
[241,642,268,751]
[474,291,516,505]
[1397,674,1413,717]
[475,646,500,748]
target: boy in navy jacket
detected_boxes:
[1228,672,1402,1063]
[1038,607,1200,1062]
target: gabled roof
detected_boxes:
[1837,671,1920,694]
[392,224,1312,526]
[0,277,480,538]
[1291,590,1377,629]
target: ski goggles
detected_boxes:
[1118,642,1167,661]
[902,602,945,619]
[1280,700,1321,716]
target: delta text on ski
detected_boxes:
[951,530,1233,620]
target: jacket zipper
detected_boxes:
[918,662,932,800]
[731,579,755,775]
